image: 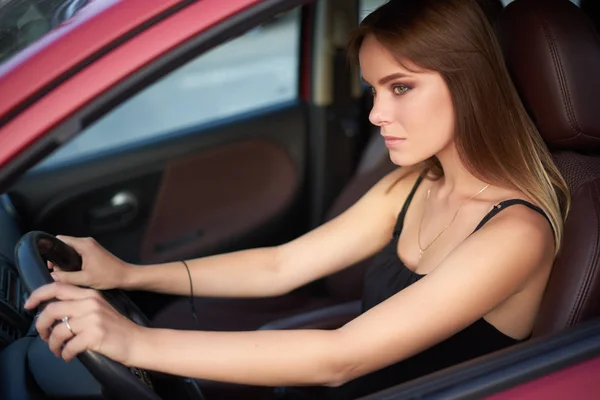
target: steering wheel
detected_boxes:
[14,231,205,400]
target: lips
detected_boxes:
[382,135,405,141]
[382,135,406,148]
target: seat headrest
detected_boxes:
[497,0,600,153]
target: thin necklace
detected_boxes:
[418,183,490,258]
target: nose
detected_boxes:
[369,97,391,127]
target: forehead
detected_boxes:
[358,34,427,79]
[358,35,401,69]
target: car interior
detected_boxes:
[0,0,599,399]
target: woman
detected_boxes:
[25,0,569,398]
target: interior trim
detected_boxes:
[140,139,299,263]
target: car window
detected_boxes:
[0,0,88,64]
[360,0,388,21]
[502,0,579,5]
[35,8,301,168]
[360,0,581,18]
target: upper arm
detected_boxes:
[334,206,554,381]
[275,167,421,293]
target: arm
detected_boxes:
[125,205,553,386]
[29,201,553,387]
[125,167,419,298]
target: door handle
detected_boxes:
[87,191,139,232]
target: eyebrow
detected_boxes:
[362,72,410,86]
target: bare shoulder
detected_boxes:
[465,198,556,281]
[481,199,554,247]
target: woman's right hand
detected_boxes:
[48,236,134,290]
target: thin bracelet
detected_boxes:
[181,260,199,327]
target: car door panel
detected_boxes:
[140,137,299,264]
[11,104,306,263]
[0,0,311,264]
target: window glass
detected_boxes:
[37,8,300,168]
[0,0,88,64]
[360,0,388,21]
[360,0,581,20]
[501,0,579,5]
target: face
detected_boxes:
[359,34,456,166]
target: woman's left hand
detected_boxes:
[24,282,145,365]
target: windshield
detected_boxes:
[0,0,88,64]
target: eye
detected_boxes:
[392,84,410,95]
[370,86,376,96]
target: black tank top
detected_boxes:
[277,175,550,400]
[335,175,548,399]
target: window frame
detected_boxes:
[38,6,304,168]
[0,0,311,191]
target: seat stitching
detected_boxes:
[537,10,582,137]
[567,181,600,326]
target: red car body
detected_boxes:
[0,0,598,399]
[0,0,262,167]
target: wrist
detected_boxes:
[120,262,140,291]
[125,325,154,368]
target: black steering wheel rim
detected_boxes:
[14,231,203,400]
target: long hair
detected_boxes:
[349,0,570,253]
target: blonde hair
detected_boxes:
[349,0,569,252]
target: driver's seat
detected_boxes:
[499,0,600,337]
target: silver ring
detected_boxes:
[61,316,74,336]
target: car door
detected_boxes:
[2,0,315,265]
[358,318,600,399]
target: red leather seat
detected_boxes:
[499,0,600,337]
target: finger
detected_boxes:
[50,269,88,286]
[47,318,76,357]
[35,298,100,340]
[50,271,59,282]
[61,329,94,363]
[49,265,63,282]
[25,282,98,310]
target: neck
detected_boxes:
[433,142,489,201]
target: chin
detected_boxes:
[388,151,426,168]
